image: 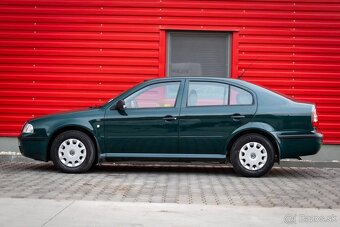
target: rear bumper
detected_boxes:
[277,132,323,159]
[18,134,49,161]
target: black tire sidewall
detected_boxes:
[230,134,275,177]
[51,130,96,173]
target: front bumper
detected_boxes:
[277,132,323,159]
[18,134,49,161]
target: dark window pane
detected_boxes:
[167,31,231,77]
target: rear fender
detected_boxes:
[225,122,282,162]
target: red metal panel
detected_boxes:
[0,0,339,144]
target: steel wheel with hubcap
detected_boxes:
[230,133,275,177]
[51,130,96,173]
[239,142,268,171]
[58,138,87,167]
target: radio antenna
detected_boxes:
[238,69,246,79]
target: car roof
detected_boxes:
[146,76,239,83]
[145,77,256,88]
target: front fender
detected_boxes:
[47,120,97,138]
[47,119,102,159]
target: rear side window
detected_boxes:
[187,82,253,107]
[229,86,253,105]
[187,82,229,106]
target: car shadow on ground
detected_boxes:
[90,163,328,179]
[93,162,235,175]
[0,160,330,179]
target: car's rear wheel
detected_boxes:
[230,133,275,177]
[50,130,95,173]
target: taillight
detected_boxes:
[312,105,319,128]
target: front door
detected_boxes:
[179,80,257,155]
[104,80,183,155]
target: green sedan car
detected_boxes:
[19,77,322,177]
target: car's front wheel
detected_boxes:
[230,133,275,177]
[50,130,96,173]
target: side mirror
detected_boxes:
[115,100,126,111]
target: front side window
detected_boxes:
[124,82,180,109]
[187,82,229,106]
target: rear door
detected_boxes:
[179,79,257,155]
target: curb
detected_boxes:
[0,152,34,162]
[277,160,340,168]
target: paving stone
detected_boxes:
[0,161,339,208]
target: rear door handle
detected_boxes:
[163,115,177,121]
[231,114,245,121]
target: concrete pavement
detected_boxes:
[0,198,339,227]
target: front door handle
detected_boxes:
[231,114,245,121]
[163,115,177,121]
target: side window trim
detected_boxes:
[224,84,229,105]
[227,84,231,105]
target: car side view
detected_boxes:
[19,77,323,177]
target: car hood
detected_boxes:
[29,107,104,124]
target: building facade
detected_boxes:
[0,0,339,144]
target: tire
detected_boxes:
[50,130,96,173]
[230,133,275,177]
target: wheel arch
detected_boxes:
[226,128,281,163]
[47,125,100,164]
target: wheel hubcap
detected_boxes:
[239,142,267,171]
[58,138,86,167]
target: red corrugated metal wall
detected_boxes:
[0,0,339,144]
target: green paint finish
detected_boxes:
[18,136,49,161]
[103,79,185,154]
[18,77,322,163]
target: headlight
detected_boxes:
[22,123,34,134]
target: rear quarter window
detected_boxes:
[229,86,253,105]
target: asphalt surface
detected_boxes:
[0,160,339,209]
